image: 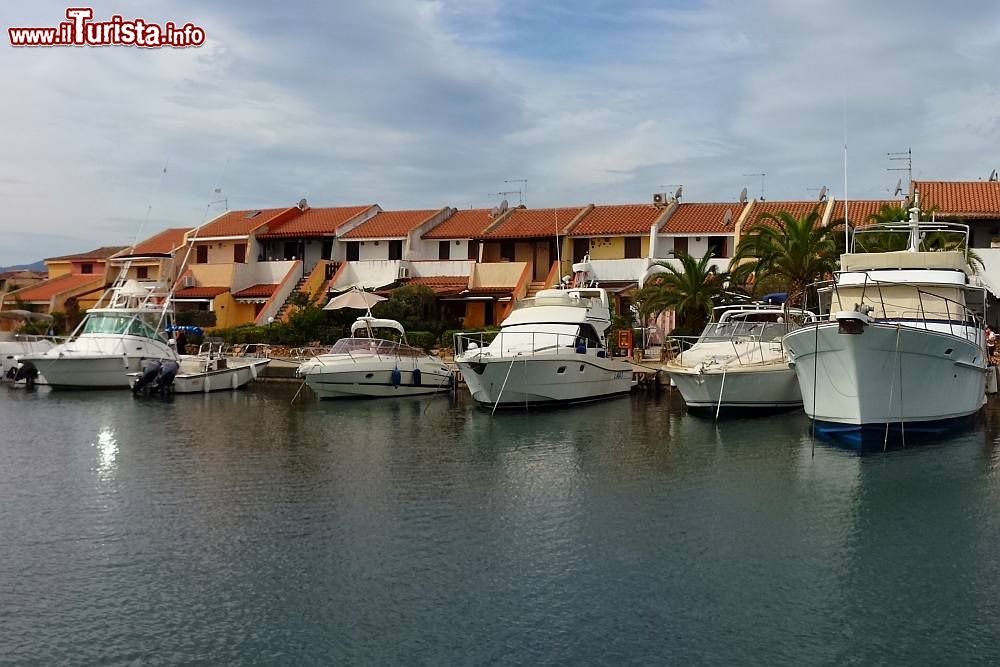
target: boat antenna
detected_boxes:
[907,190,921,252]
[554,208,561,285]
[842,95,849,251]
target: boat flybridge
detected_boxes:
[454,287,633,409]
[297,316,453,399]
[19,253,177,388]
[783,200,988,444]
[665,303,812,414]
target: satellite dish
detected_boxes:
[491,206,499,218]
[893,178,903,196]
[498,199,509,214]
[990,170,999,182]
[297,198,308,210]
[818,185,827,201]
[739,187,748,204]
[674,186,683,200]
[723,209,733,226]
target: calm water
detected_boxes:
[3,385,1000,664]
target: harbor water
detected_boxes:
[4,386,1000,663]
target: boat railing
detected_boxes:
[800,274,984,342]
[324,337,427,363]
[454,330,611,359]
[664,332,787,368]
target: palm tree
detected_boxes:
[636,249,726,335]
[731,205,841,305]
[856,203,984,272]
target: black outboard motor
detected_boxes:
[132,359,162,396]
[157,360,179,393]
[14,361,39,389]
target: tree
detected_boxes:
[373,285,440,332]
[731,205,840,305]
[636,249,726,335]
[855,203,984,272]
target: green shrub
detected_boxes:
[406,330,438,352]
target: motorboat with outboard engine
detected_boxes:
[129,343,270,395]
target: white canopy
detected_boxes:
[0,310,54,323]
[323,288,387,311]
[350,317,405,336]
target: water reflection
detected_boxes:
[93,426,117,477]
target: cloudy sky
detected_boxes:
[2,0,1000,264]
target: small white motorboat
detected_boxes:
[128,343,270,395]
[296,317,453,399]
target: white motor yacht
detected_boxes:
[665,304,809,412]
[454,287,633,408]
[296,317,452,399]
[18,254,177,388]
[783,202,988,443]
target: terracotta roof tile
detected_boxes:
[129,228,193,255]
[404,276,469,295]
[173,286,229,299]
[232,283,279,299]
[742,201,827,230]
[914,181,1000,218]
[45,246,128,262]
[195,208,286,238]
[829,200,899,227]
[258,205,374,238]
[661,203,743,235]
[422,209,494,239]
[481,207,587,239]
[571,204,665,236]
[7,273,102,302]
[340,209,441,239]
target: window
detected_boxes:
[136,266,149,280]
[234,243,247,263]
[500,241,515,261]
[573,238,590,262]
[708,236,728,258]
[283,241,297,260]
[624,237,642,259]
[346,242,360,261]
[196,245,208,264]
[81,263,93,274]
[438,240,451,261]
[673,237,688,255]
[321,239,334,260]
[388,240,403,261]
[468,240,480,261]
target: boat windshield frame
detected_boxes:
[328,337,428,359]
[80,311,168,343]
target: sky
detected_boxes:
[2,0,1000,265]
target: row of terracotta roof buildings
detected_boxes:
[4,179,1000,331]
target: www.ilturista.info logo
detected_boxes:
[8,8,205,48]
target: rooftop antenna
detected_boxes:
[505,178,527,206]
[659,184,683,202]
[742,173,766,201]
[491,190,520,206]
[807,185,828,201]
[887,147,912,186]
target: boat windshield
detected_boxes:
[697,320,788,343]
[328,337,425,357]
[490,323,580,353]
[82,313,164,341]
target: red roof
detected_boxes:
[829,200,899,227]
[481,206,587,239]
[195,208,286,238]
[46,246,128,262]
[232,283,278,299]
[258,205,374,238]
[571,204,665,236]
[662,203,743,235]
[422,209,494,239]
[742,201,826,230]
[340,209,441,239]
[173,286,229,299]
[914,181,1000,218]
[404,276,469,295]
[7,272,102,303]
[129,228,192,255]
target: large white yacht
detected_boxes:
[18,253,177,388]
[665,304,809,413]
[454,287,633,408]
[297,317,453,399]
[783,203,988,442]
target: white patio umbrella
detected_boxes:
[0,309,55,323]
[322,288,387,311]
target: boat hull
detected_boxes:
[22,354,138,388]
[456,354,632,407]
[666,364,801,410]
[299,357,453,400]
[784,321,987,427]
